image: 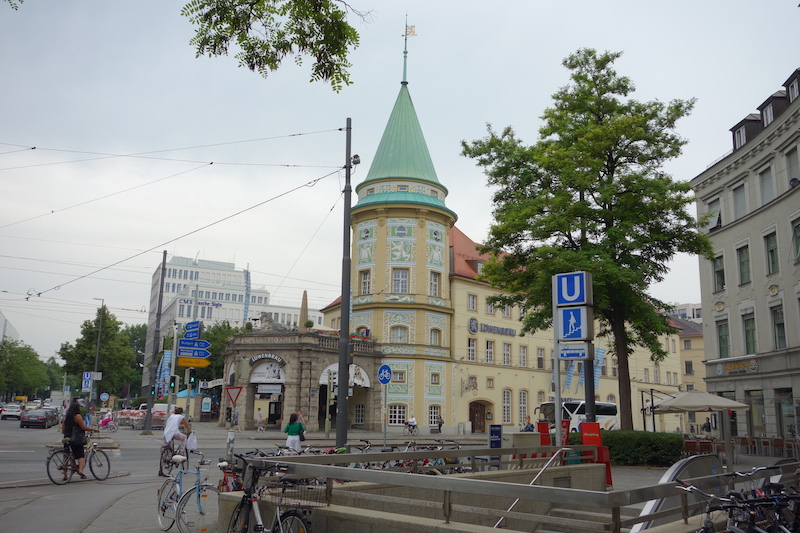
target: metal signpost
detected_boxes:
[378,364,392,449]
[552,271,594,446]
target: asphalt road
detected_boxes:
[0,419,233,532]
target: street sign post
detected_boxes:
[177,347,211,358]
[378,364,392,449]
[178,339,211,349]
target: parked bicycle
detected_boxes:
[46,434,110,485]
[157,450,220,533]
[228,454,327,533]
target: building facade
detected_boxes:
[691,67,800,438]
[142,255,323,394]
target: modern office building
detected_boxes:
[691,67,800,438]
[0,310,20,341]
[141,255,323,394]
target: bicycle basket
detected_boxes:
[260,479,326,508]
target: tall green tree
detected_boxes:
[181,0,366,91]
[198,320,239,381]
[58,306,137,400]
[0,338,49,398]
[121,323,147,395]
[461,48,713,430]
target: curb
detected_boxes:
[0,470,131,489]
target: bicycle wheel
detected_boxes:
[227,499,250,533]
[177,485,220,533]
[157,477,180,531]
[275,509,312,533]
[161,444,176,476]
[88,448,111,480]
[107,422,118,433]
[46,450,75,485]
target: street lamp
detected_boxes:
[92,298,104,409]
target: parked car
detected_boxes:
[20,410,49,428]
[1,404,22,420]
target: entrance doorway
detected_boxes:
[470,402,487,433]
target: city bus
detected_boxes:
[535,401,619,432]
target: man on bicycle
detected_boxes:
[406,414,417,431]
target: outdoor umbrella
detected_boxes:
[652,390,750,413]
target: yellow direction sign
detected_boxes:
[177,356,210,368]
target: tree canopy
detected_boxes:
[58,306,138,400]
[0,338,49,398]
[461,48,713,430]
[181,0,365,91]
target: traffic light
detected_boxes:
[169,375,177,390]
[150,385,156,396]
[188,368,196,385]
[225,406,232,422]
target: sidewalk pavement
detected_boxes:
[73,422,790,532]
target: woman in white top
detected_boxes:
[163,407,191,452]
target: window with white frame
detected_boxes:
[733,184,746,220]
[537,390,545,404]
[429,271,440,297]
[789,79,799,102]
[606,394,616,403]
[793,219,800,263]
[360,270,371,295]
[643,368,649,383]
[391,370,406,382]
[486,340,494,363]
[486,377,494,389]
[519,390,528,423]
[707,198,721,229]
[713,255,726,292]
[430,372,440,385]
[772,305,786,350]
[717,320,730,358]
[765,232,779,275]
[787,148,799,184]
[654,363,660,384]
[734,127,746,149]
[759,167,775,205]
[428,405,440,426]
[612,359,618,377]
[503,343,511,365]
[354,404,365,424]
[502,389,512,423]
[390,326,408,344]
[537,347,544,369]
[392,268,409,293]
[388,404,406,425]
[467,294,477,311]
[519,345,527,367]
[467,338,476,361]
[738,245,751,285]
[684,339,692,350]
[763,103,774,126]
[503,305,511,318]
[485,300,494,314]
[430,328,441,346]
[743,313,757,354]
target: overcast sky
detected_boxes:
[1,1,797,360]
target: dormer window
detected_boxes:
[734,127,746,149]
[397,185,408,192]
[789,80,799,103]
[763,104,774,127]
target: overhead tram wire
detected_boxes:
[0,128,342,171]
[29,169,341,298]
[0,162,212,230]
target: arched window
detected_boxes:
[606,394,616,403]
[502,389,512,424]
[537,390,545,404]
[390,326,408,344]
[430,328,441,346]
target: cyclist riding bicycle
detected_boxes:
[164,407,192,453]
[406,414,417,431]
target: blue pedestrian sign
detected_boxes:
[559,307,591,341]
[378,364,392,385]
[555,271,592,307]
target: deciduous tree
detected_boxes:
[461,48,713,430]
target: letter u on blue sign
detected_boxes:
[556,272,588,306]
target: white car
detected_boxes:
[1,405,23,420]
